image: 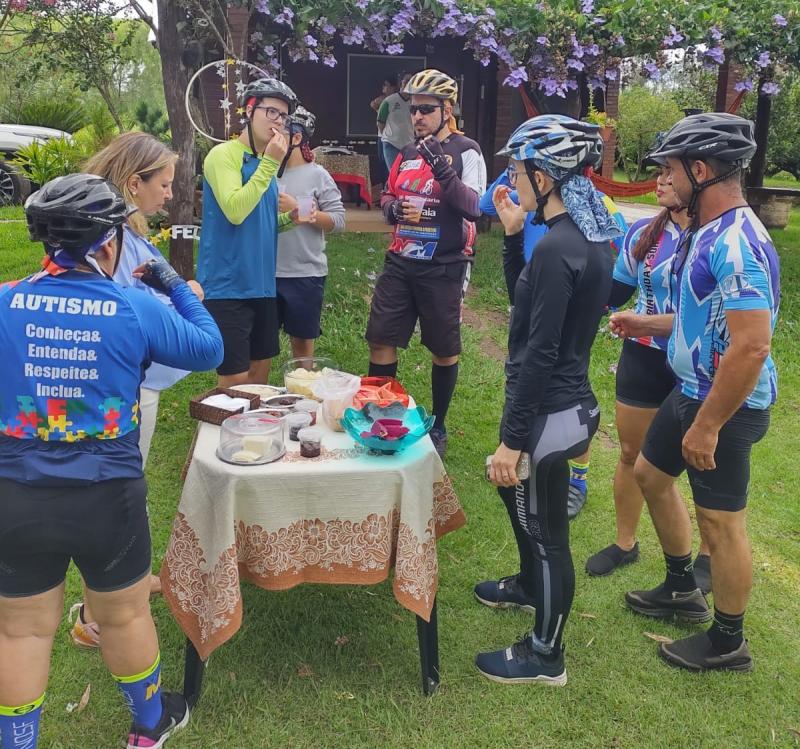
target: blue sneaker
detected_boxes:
[476,634,567,686]
[567,484,588,519]
[429,427,448,457]
[474,575,535,613]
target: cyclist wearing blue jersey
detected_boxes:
[585,150,712,581]
[0,175,223,748]
[475,116,621,686]
[611,114,779,672]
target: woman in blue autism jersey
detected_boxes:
[0,175,222,749]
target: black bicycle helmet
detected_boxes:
[25,174,128,255]
[647,113,756,167]
[242,77,298,114]
[292,105,316,138]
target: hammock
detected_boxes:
[515,86,747,198]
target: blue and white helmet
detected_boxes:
[498,114,604,174]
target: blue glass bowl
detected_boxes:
[342,404,435,454]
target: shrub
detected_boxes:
[11,137,88,185]
[0,96,88,134]
[616,86,683,182]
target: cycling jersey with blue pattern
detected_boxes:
[668,207,779,409]
[614,216,684,351]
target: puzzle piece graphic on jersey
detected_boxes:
[46,399,72,435]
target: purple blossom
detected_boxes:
[485,7,496,17]
[734,78,754,92]
[592,16,606,25]
[250,31,264,42]
[710,25,723,41]
[581,0,594,14]
[644,62,661,80]
[704,46,725,65]
[756,51,772,69]
[307,49,319,62]
[268,57,281,71]
[663,25,684,47]
[255,0,269,13]
[479,56,491,67]
[304,34,318,47]
[321,22,336,35]
[503,66,528,87]
[539,77,567,97]
[386,43,404,54]
[761,81,780,96]
[323,55,337,67]
[773,14,788,27]
[496,44,515,65]
[480,37,498,51]
[289,48,302,62]
[613,34,625,47]
[584,43,600,57]
[604,67,618,80]
[355,0,369,9]
[263,44,276,57]
[502,27,515,37]
[587,75,604,90]
[567,58,585,71]
[536,35,550,46]
[535,2,545,10]
[368,12,386,23]
[342,26,366,45]
[274,6,294,25]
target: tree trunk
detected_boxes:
[156,0,196,279]
[746,80,772,190]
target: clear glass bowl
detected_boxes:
[216,413,285,465]
[283,356,338,399]
[341,404,435,455]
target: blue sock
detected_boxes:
[569,459,589,494]
[0,693,44,749]
[113,654,163,731]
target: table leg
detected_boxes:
[415,598,440,696]
[183,638,205,709]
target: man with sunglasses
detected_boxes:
[367,69,487,456]
[198,77,299,387]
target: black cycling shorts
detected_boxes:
[641,388,770,511]
[0,477,152,598]
[365,254,470,358]
[615,338,676,409]
[204,297,280,376]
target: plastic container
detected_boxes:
[216,413,284,465]
[405,194,426,223]
[312,370,361,432]
[283,356,338,399]
[297,194,314,220]
[298,426,322,458]
[285,411,312,441]
[294,399,319,425]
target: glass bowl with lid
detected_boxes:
[216,412,285,465]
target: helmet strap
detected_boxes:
[431,104,447,138]
[524,161,554,225]
[680,157,740,219]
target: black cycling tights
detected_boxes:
[498,398,599,651]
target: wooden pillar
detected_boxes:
[601,71,620,179]
[227,5,250,61]
[715,56,743,112]
[492,68,515,180]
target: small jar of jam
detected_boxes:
[285,412,312,441]
[298,426,322,458]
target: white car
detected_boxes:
[0,124,72,205]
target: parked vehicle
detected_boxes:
[0,124,71,205]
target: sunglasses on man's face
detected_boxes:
[409,104,442,116]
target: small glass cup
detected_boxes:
[405,195,426,223]
[294,399,319,425]
[285,412,312,441]
[298,426,322,458]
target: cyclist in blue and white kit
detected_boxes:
[585,151,712,581]
[0,175,223,748]
[611,114,779,672]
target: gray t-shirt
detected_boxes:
[378,92,413,150]
[277,162,345,278]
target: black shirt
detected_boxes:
[502,214,614,450]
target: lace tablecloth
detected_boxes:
[160,415,466,660]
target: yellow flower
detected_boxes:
[226,57,236,65]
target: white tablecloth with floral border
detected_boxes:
[160,415,466,660]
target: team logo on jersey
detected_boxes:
[421,178,435,195]
[398,158,422,172]
[399,241,438,260]
[720,273,756,299]
[445,155,453,166]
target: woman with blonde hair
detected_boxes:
[68,131,204,647]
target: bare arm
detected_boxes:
[609,310,674,338]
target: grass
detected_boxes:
[1,206,799,748]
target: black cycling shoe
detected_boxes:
[658,632,753,672]
[585,542,640,577]
[566,485,588,519]
[693,553,712,595]
[474,574,536,613]
[625,582,711,623]
[127,691,190,748]
[475,634,567,686]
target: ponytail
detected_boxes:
[631,208,671,262]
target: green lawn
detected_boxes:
[1,207,799,748]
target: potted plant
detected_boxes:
[585,104,617,142]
